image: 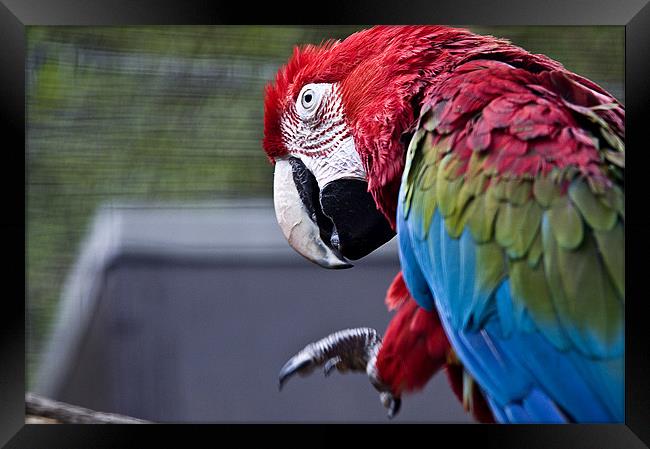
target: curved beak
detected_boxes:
[273,157,395,268]
[273,158,352,269]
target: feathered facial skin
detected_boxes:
[262,25,583,268]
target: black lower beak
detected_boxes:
[319,179,395,261]
[282,156,395,265]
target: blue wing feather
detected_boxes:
[397,203,623,423]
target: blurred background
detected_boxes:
[26,26,624,422]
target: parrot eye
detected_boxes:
[302,90,314,107]
[294,83,333,121]
[300,89,316,110]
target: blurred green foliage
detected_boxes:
[26,26,623,386]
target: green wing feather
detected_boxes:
[403,101,625,359]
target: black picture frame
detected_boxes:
[3,0,649,447]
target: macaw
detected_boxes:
[263,26,624,422]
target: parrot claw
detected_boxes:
[278,355,314,391]
[278,327,402,418]
[380,392,401,419]
[323,356,342,377]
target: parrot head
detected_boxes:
[263,26,473,268]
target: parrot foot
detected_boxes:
[278,327,401,419]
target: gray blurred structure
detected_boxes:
[34,200,472,423]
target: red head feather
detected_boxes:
[264,26,482,225]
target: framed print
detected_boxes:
[2,0,649,447]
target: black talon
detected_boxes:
[387,397,401,419]
[380,391,402,419]
[278,357,312,390]
[323,356,342,377]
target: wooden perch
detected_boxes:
[25,392,152,424]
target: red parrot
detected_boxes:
[266,26,624,422]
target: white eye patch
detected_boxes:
[283,82,367,189]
